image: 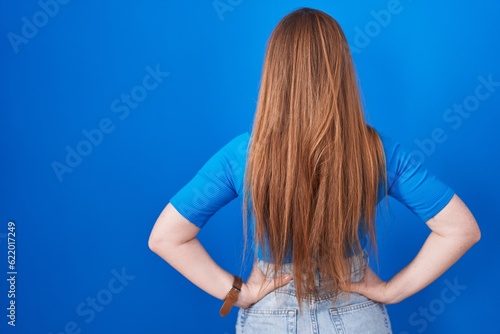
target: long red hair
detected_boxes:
[243,7,387,306]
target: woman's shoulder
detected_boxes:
[208,132,249,195]
[375,130,413,170]
[225,131,250,150]
[223,129,413,172]
[376,130,401,154]
[374,129,422,188]
[226,130,407,166]
[217,132,250,163]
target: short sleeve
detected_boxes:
[382,135,455,222]
[169,133,249,228]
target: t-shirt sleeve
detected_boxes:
[169,133,248,228]
[383,135,455,222]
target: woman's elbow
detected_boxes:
[433,195,481,247]
[148,231,163,254]
[148,223,172,254]
[469,221,481,245]
[148,203,200,254]
[459,216,481,249]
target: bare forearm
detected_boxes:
[149,205,292,310]
[348,195,480,304]
[385,231,477,303]
[151,238,234,301]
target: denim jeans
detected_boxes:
[235,256,392,334]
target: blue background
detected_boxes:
[1,0,499,333]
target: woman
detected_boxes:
[148,7,480,333]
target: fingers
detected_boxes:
[275,274,293,288]
[247,261,266,283]
[260,274,292,295]
[344,266,391,303]
[246,262,294,301]
[345,281,361,294]
[344,267,370,294]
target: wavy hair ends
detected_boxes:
[243,7,387,308]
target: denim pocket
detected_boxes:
[329,300,392,334]
[237,308,298,334]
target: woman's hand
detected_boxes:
[235,262,293,309]
[345,266,398,305]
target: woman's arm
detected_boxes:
[148,203,292,309]
[348,194,480,304]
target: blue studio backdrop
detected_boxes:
[1,1,499,333]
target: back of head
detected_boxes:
[244,7,387,307]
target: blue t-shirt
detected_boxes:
[170,131,455,260]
